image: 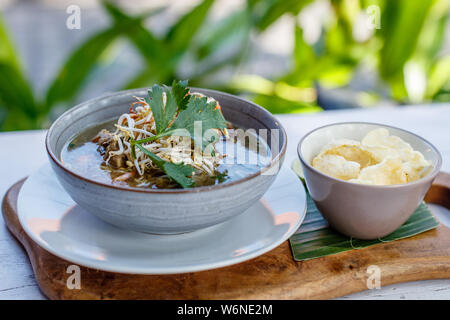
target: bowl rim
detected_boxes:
[297,121,442,189]
[46,87,287,194]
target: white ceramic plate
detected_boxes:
[17,164,306,274]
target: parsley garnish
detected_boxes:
[145,85,177,134]
[171,79,190,110]
[169,95,226,150]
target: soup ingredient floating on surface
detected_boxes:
[311,128,431,185]
[93,80,228,189]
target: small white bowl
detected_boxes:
[298,122,442,239]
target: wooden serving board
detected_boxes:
[2,173,450,300]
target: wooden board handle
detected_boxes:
[425,172,450,210]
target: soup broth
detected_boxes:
[61,121,271,189]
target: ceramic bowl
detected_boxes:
[46,88,286,234]
[297,122,442,240]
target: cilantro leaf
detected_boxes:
[213,170,229,183]
[135,143,195,188]
[145,85,177,134]
[171,79,190,110]
[170,95,227,150]
[162,161,196,189]
[136,93,227,151]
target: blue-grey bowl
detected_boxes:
[46,88,287,234]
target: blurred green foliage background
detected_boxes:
[0,0,449,131]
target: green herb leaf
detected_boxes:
[136,85,227,151]
[213,170,229,183]
[162,161,196,189]
[171,79,190,110]
[132,81,227,188]
[135,143,195,188]
[170,95,227,150]
[145,85,178,134]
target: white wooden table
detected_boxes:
[1,104,449,300]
